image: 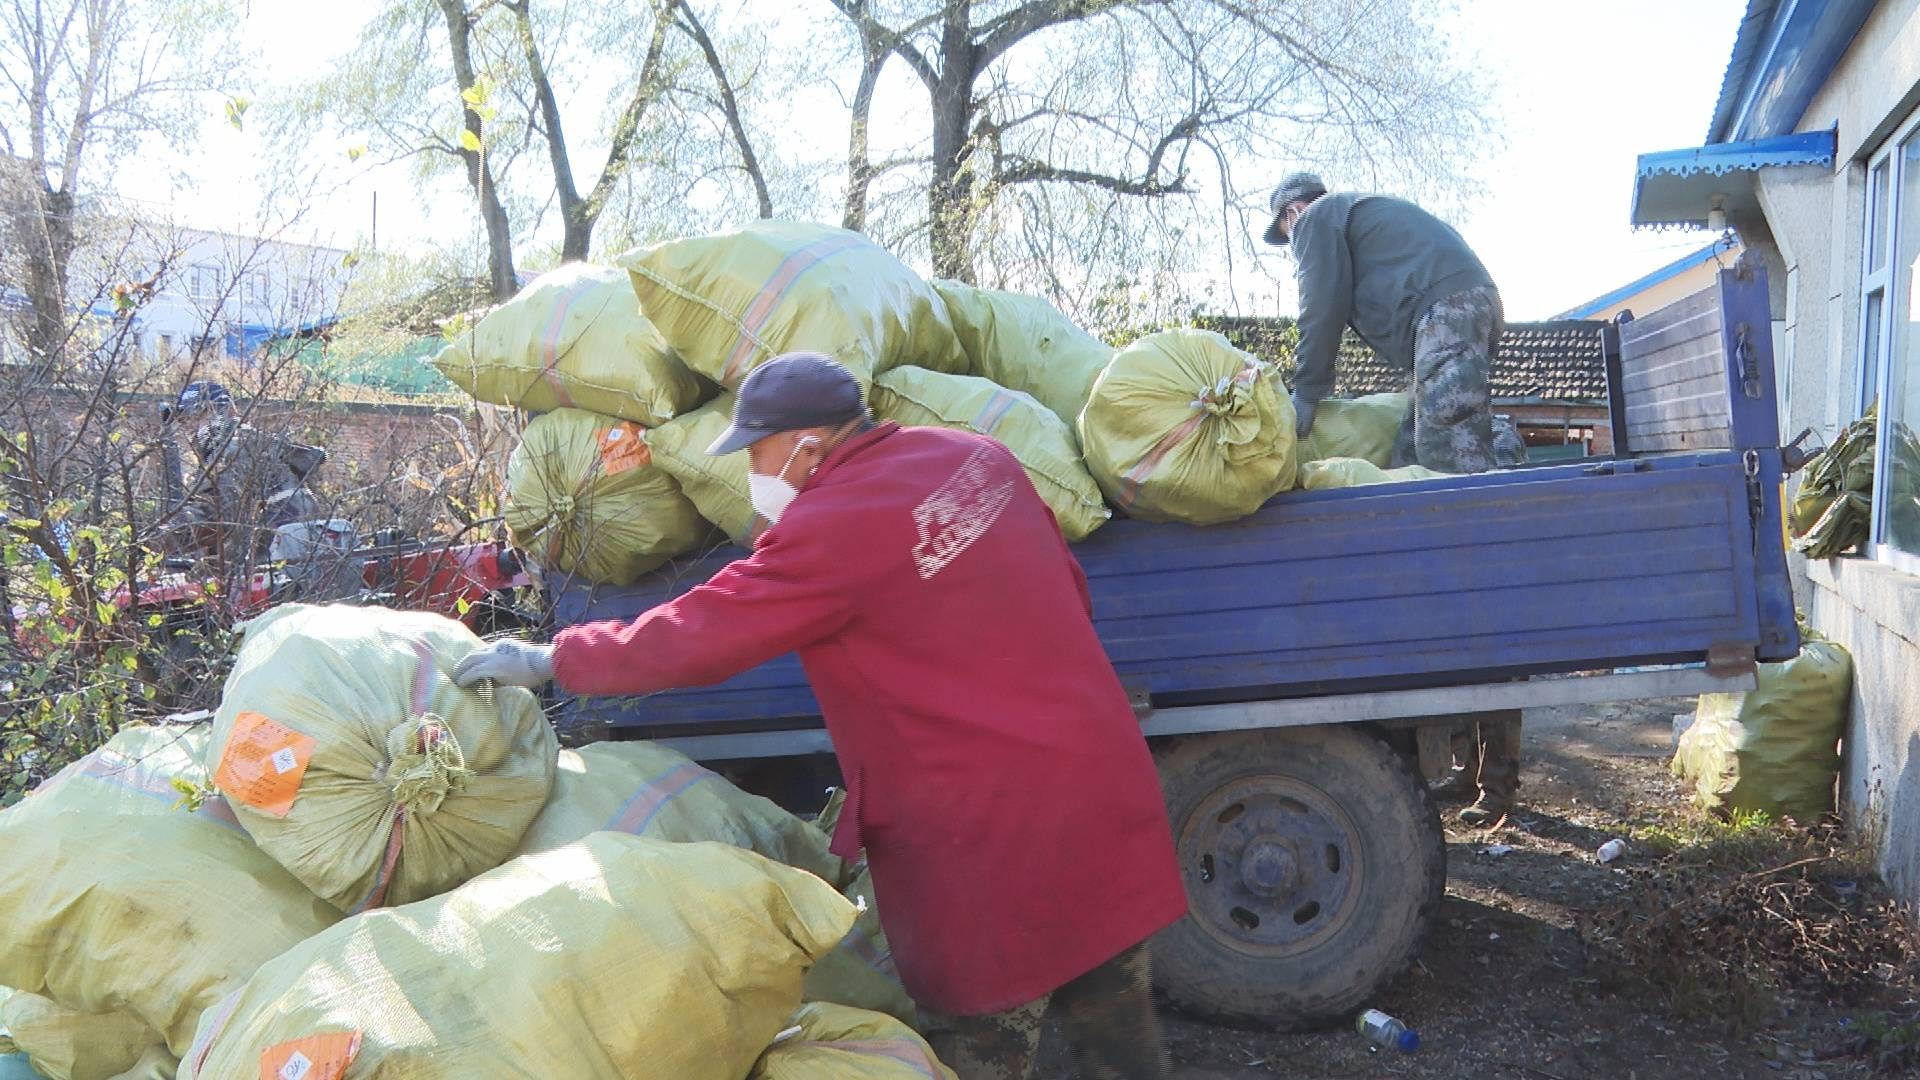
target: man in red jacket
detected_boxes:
[456,352,1188,1079]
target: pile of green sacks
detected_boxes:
[0,602,937,1079]
[433,219,1450,589]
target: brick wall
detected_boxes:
[22,386,517,536]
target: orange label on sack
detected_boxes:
[598,422,651,475]
[259,1032,360,1080]
[215,711,317,818]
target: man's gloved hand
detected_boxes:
[1292,391,1319,437]
[453,639,556,689]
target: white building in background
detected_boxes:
[119,226,352,362]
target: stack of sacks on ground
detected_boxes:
[0,724,340,1071]
[180,833,857,1079]
[870,367,1110,541]
[432,262,708,426]
[517,741,916,1024]
[506,409,710,585]
[205,603,558,913]
[929,280,1114,442]
[750,1003,956,1080]
[1079,329,1299,525]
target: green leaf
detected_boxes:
[458,129,483,153]
[224,96,252,131]
[347,144,367,162]
[455,596,472,617]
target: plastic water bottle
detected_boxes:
[1356,1009,1420,1052]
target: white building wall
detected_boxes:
[122,228,349,361]
[1757,0,1920,914]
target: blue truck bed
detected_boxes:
[546,267,1798,747]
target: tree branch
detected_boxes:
[977,0,1154,69]
[826,0,938,90]
[585,1,674,227]
[993,158,1190,197]
[673,2,771,218]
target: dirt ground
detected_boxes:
[1063,698,1920,1080]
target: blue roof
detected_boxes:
[1631,129,1837,228]
[1707,0,1876,143]
[1555,240,1737,320]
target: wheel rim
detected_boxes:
[1176,773,1364,958]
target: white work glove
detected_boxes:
[453,639,556,689]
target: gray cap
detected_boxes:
[1262,171,1328,246]
[706,351,867,455]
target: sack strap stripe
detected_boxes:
[605,760,717,834]
[720,233,867,383]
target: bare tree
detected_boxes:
[436,0,520,299]
[826,0,1490,284]
[0,0,237,363]
[505,0,682,261]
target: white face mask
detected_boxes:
[749,436,818,524]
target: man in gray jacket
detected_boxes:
[1265,172,1503,474]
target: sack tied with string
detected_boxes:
[205,604,557,913]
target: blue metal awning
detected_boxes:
[1631,129,1836,229]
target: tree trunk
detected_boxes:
[843,43,886,233]
[508,1,591,263]
[927,12,976,281]
[24,185,75,366]
[438,0,519,300]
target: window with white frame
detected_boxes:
[1862,113,1920,562]
[186,264,223,300]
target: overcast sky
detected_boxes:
[141,0,1749,320]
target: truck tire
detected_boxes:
[1150,726,1444,1030]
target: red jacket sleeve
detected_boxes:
[551,510,860,697]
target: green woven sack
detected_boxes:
[0,992,166,1080]
[0,810,339,1057]
[506,409,708,585]
[432,263,707,425]
[645,394,757,544]
[870,367,1110,541]
[182,834,856,1080]
[751,1003,954,1080]
[621,220,967,389]
[1673,633,1853,821]
[6,724,207,826]
[0,718,243,1060]
[1299,394,1410,468]
[1078,329,1297,525]
[206,604,558,913]
[1296,457,1448,490]
[516,742,841,883]
[929,280,1112,436]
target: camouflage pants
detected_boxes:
[919,943,1167,1080]
[1394,285,1502,474]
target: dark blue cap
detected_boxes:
[707,352,866,456]
[175,381,233,411]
